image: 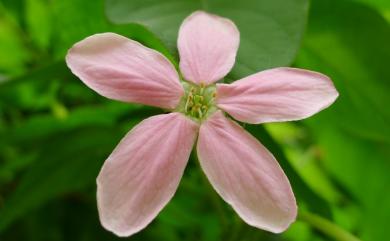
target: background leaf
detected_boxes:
[295,0,390,240]
[0,0,388,240]
[105,0,309,79]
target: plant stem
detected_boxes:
[298,210,361,241]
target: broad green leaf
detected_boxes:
[296,0,390,143]
[51,0,173,61]
[105,0,309,78]
[295,0,390,240]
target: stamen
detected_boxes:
[178,82,216,121]
[198,108,203,119]
[199,83,205,95]
[184,93,193,112]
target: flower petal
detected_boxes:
[66,33,183,109]
[97,113,198,237]
[178,11,240,85]
[216,67,339,124]
[197,111,297,233]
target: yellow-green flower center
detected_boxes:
[176,82,217,122]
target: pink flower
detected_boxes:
[65,11,338,237]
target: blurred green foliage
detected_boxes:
[0,0,388,241]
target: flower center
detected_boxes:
[176,82,217,121]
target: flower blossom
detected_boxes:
[65,11,338,237]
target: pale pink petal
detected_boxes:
[197,111,297,233]
[216,67,339,124]
[97,113,198,237]
[178,11,240,85]
[66,33,183,109]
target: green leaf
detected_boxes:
[105,0,309,78]
[296,0,390,144]
[2,103,139,144]
[0,109,148,231]
[0,3,31,74]
[347,0,390,10]
[25,0,52,50]
[295,0,390,240]
[51,0,173,61]
[0,61,69,87]
[0,61,71,113]
[306,124,389,241]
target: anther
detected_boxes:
[185,94,194,112]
